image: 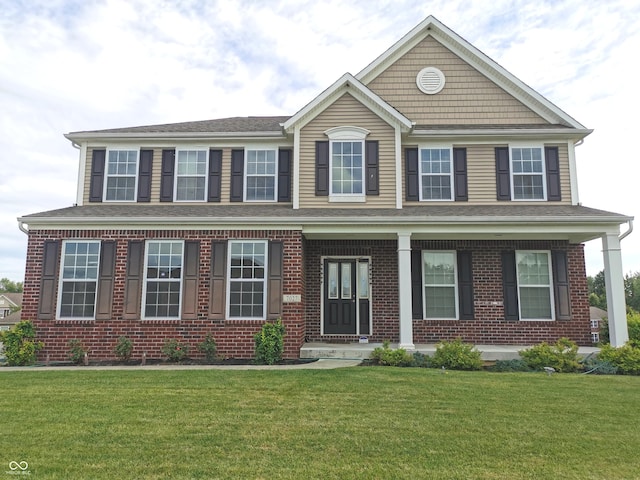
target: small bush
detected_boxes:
[519,337,581,373]
[161,338,189,362]
[412,351,432,368]
[254,319,285,365]
[488,359,533,372]
[431,338,483,370]
[197,334,218,363]
[0,320,44,366]
[597,341,640,375]
[68,339,88,365]
[114,336,133,362]
[370,341,414,367]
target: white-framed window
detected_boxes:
[175,149,208,201]
[104,149,138,201]
[591,319,599,329]
[592,332,600,343]
[515,251,554,320]
[142,240,184,319]
[423,251,458,319]
[419,147,453,200]
[227,240,268,319]
[57,240,101,319]
[245,148,277,201]
[325,126,369,201]
[510,146,546,200]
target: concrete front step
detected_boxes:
[300,342,600,362]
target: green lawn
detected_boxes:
[1,367,639,479]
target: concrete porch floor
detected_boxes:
[300,342,600,362]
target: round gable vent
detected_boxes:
[416,67,445,94]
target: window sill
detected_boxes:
[329,195,366,203]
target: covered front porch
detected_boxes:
[300,342,600,362]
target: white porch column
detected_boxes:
[397,232,415,349]
[602,233,628,346]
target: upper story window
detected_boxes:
[325,126,369,201]
[105,150,138,201]
[245,149,277,201]
[175,149,208,201]
[57,240,101,319]
[510,146,546,201]
[420,147,453,201]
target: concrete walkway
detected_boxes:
[0,358,362,372]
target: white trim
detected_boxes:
[602,234,629,346]
[103,148,140,202]
[76,142,87,206]
[56,240,101,320]
[418,145,454,201]
[515,250,555,321]
[173,148,209,202]
[243,147,278,203]
[328,138,365,197]
[509,145,547,201]
[395,127,403,209]
[329,195,366,203]
[141,240,184,321]
[293,125,301,210]
[324,126,370,140]
[421,250,459,320]
[397,233,414,349]
[568,141,580,205]
[225,239,268,320]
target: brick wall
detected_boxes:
[22,229,305,361]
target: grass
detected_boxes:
[1,367,639,479]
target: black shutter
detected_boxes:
[405,148,419,201]
[89,149,106,202]
[267,241,283,319]
[453,148,468,202]
[315,141,329,196]
[208,149,222,202]
[545,146,561,201]
[160,149,175,202]
[365,140,379,195]
[501,251,519,321]
[278,148,292,202]
[457,251,474,319]
[182,241,200,320]
[137,150,153,202]
[123,240,144,320]
[38,240,60,320]
[495,147,511,201]
[552,250,571,320]
[209,241,227,320]
[95,240,116,320]
[411,249,423,319]
[230,149,244,202]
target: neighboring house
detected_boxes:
[0,293,22,331]
[590,306,607,344]
[18,16,632,361]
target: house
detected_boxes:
[17,16,632,361]
[0,293,22,331]
[590,306,608,344]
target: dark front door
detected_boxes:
[323,259,357,334]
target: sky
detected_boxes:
[1,0,639,282]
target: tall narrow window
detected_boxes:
[423,251,458,319]
[245,149,277,201]
[105,150,138,201]
[419,147,453,200]
[58,241,101,318]
[516,251,553,320]
[511,147,546,200]
[175,150,207,201]
[227,241,267,319]
[143,241,183,319]
[331,141,363,195]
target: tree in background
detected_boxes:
[0,278,23,293]
[587,270,640,313]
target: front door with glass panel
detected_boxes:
[323,259,370,335]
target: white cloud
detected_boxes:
[1,0,639,282]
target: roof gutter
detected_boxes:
[619,220,633,241]
[64,131,288,142]
[18,219,28,234]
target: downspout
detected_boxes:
[619,220,633,241]
[18,220,28,235]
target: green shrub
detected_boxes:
[0,320,44,366]
[599,311,640,345]
[68,339,88,365]
[431,338,483,370]
[161,338,189,362]
[114,336,133,362]
[369,341,414,367]
[519,337,581,373]
[254,319,285,365]
[412,351,432,368]
[197,334,218,363]
[597,341,640,375]
[487,359,533,372]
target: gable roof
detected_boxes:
[282,73,413,133]
[0,293,22,308]
[357,16,587,130]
